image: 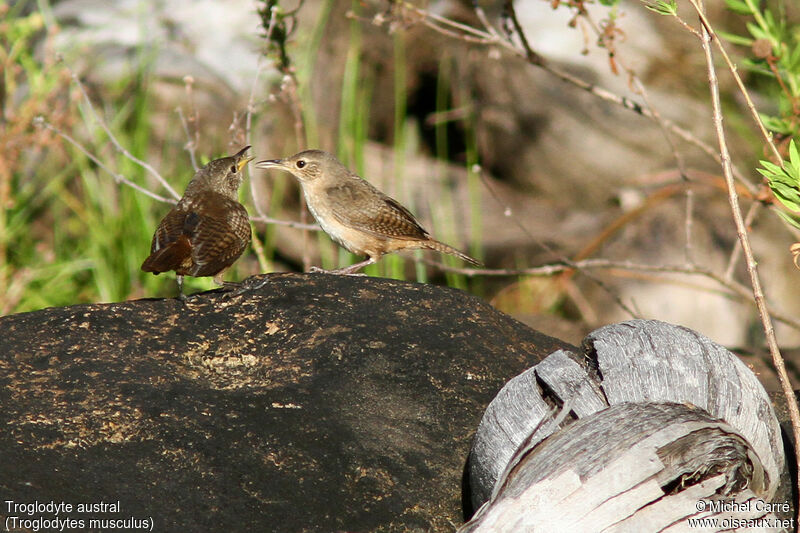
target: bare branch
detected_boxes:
[400,2,759,195]
[724,201,761,281]
[424,257,800,331]
[471,163,640,320]
[34,117,176,205]
[249,215,319,231]
[691,8,783,165]
[176,74,200,171]
[68,70,181,200]
[688,0,800,508]
[176,106,199,172]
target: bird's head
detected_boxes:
[188,145,253,198]
[255,149,345,184]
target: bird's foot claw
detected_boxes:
[222,276,270,298]
[308,266,366,276]
[177,292,203,309]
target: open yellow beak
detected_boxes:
[237,155,255,172]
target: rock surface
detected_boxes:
[0,273,573,532]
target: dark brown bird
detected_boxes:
[141,146,253,298]
[255,150,481,274]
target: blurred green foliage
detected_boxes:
[0,1,255,312]
[6,0,797,317]
[1,0,483,315]
[760,140,800,228]
[717,0,800,232]
[720,0,800,141]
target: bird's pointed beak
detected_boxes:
[233,145,252,159]
[254,159,285,170]
[237,155,255,172]
[232,145,253,172]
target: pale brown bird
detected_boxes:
[141,146,253,298]
[255,150,481,274]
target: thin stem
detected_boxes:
[176,107,199,172]
[257,0,311,271]
[177,75,200,171]
[249,215,319,231]
[691,8,783,164]
[246,6,280,275]
[417,18,494,44]
[69,71,181,200]
[412,4,500,41]
[34,117,176,204]
[423,257,800,331]
[724,201,761,281]
[246,57,269,222]
[402,2,759,195]
[690,0,800,507]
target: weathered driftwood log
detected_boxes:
[463,320,790,532]
[0,273,573,532]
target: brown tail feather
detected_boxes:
[424,239,482,267]
[141,235,192,274]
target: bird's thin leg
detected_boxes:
[340,257,376,274]
[176,275,187,301]
[178,275,203,306]
[311,257,377,276]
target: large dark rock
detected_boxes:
[0,273,573,532]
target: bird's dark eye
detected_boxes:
[296,160,306,169]
[230,165,237,173]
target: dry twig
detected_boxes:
[41,65,320,235]
[177,75,200,171]
[688,0,800,507]
[399,1,759,195]
[257,0,312,271]
[427,256,800,331]
[33,117,176,205]
[68,70,181,200]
